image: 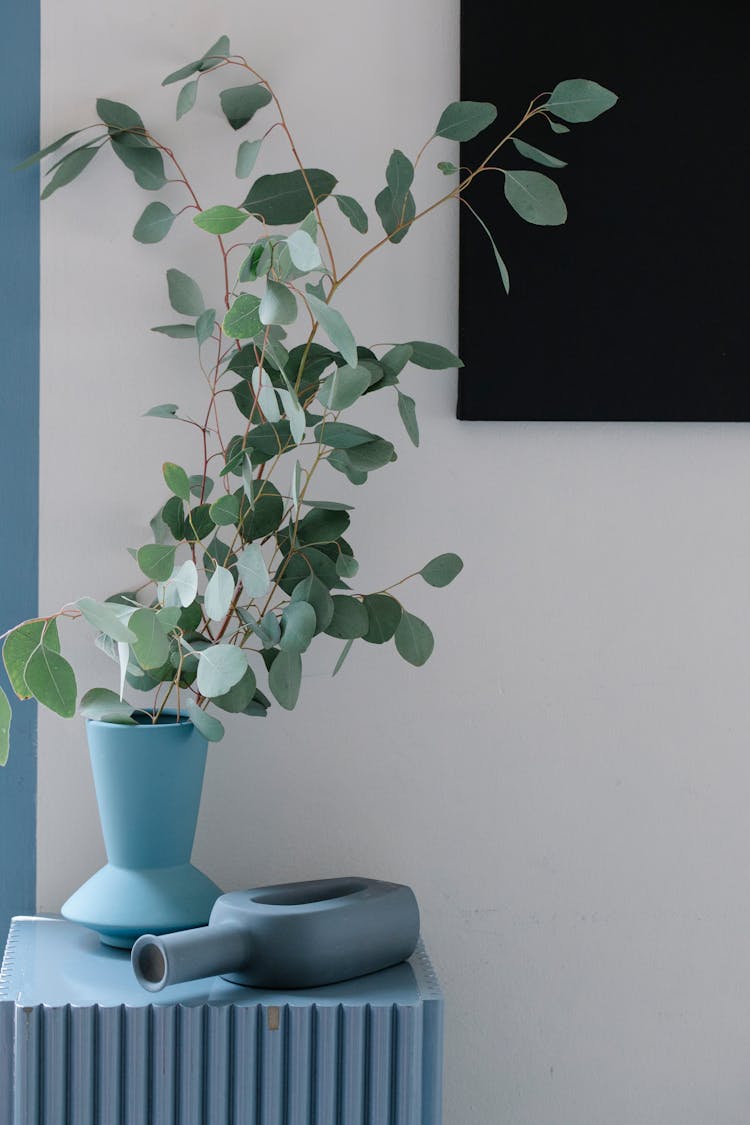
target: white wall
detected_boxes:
[38,3,750,1122]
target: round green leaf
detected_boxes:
[129,608,171,670]
[237,543,270,598]
[176,79,198,120]
[405,341,462,369]
[137,543,177,583]
[318,364,370,410]
[204,566,235,622]
[286,230,323,272]
[324,596,369,640]
[305,292,357,368]
[420,552,463,587]
[280,601,317,653]
[76,597,137,643]
[209,493,240,527]
[259,279,298,327]
[187,700,225,742]
[196,644,247,698]
[333,194,369,233]
[212,666,257,713]
[223,293,262,339]
[503,170,567,226]
[133,202,176,244]
[3,619,59,700]
[362,594,402,644]
[394,612,434,667]
[79,687,136,724]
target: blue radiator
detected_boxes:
[0,917,443,1124]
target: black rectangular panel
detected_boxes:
[458,2,749,421]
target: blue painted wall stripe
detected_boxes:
[0,4,40,943]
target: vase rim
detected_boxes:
[85,708,193,730]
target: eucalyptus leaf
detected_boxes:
[317,364,370,410]
[204,566,235,622]
[129,609,171,670]
[162,37,230,86]
[286,230,322,272]
[333,194,368,233]
[251,366,281,423]
[79,687,137,724]
[25,645,77,718]
[332,638,354,677]
[163,461,191,501]
[397,390,419,446]
[435,100,497,141]
[379,344,413,381]
[280,601,316,653]
[277,389,306,445]
[437,161,458,175]
[196,308,216,346]
[324,595,369,640]
[194,206,249,235]
[96,98,146,134]
[220,84,273,130]
[362,594,402,644]
[236,139,262,178]
[394,611,434,666]
[15,130,84,172]
[151,324,196,339]
[40,145,99,200]
[420,552,464,587]
[290,574,334,632]
[167,560,199,608]
[145,403,179,418]
[167,268,205,317]
[340,439,395,473]
[76,597,137,643]
[111,141,166,190]
[212,666,257,713]
[462,200,510,294]
[268,649,302,710]
[196,644,247,697]
[335,553,359,579]
[405,340,462,369]
[137,544,177,583]
[133,202,176,244]
[305,293,357,367]
[187,700,225,742]
[3,619,60,700]
[237,543,270,598]
[223,293,262,339]
[504,170,567,226]
[511,137,567,168]
[260,279,298,327]
[176,80,198,120]
[544,79,618,123]
[242,169,337,225]
[209,493,240,527]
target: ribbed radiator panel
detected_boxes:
[1,999,441,1124]
[0,919,443,1125]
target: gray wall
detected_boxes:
[39,2,750,1121]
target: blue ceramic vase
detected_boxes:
[62,713,222,948]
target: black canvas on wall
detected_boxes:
[457,3,749,421]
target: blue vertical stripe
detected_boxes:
[0,5,39,942]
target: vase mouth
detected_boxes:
[86,708,193,729]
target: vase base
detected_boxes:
[61,862,222,949]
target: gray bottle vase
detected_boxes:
[132,877,420,991]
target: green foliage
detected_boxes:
[4,39,615,758]
[375,149,415,244]
[462,201,510,295]
[220,84,273,130]
[504,170,567,226]
[544,79,618,123]
[242,169,337,225]
[194,205,249,235]
[133,202,175,243]
[435,100,497,142]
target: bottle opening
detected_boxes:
[133,941,166,985]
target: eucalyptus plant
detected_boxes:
[0,36,616,760]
